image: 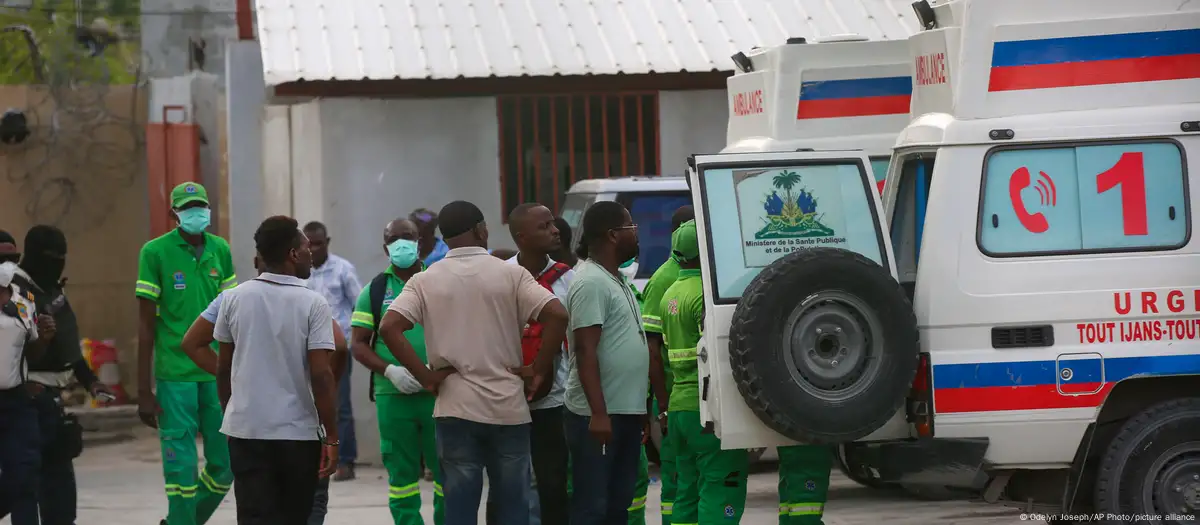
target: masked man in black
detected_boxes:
[19,225,113,525]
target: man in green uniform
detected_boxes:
[776,446,831,524]
[134,182,236,525]
[641,206,692,525]
[663,220,749,524]
[349,218,444,525]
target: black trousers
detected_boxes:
[530,406,570,525]
[32,387,82,525]
[228,437,321,525]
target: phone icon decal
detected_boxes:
[1008,166,1056,234]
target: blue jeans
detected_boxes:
[436,417,531,525]
[0,389,41,525]
[337,353,357,465]
[564,411,643,525]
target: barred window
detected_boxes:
[497,93,660,220]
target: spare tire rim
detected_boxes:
[782,290,882,402]
[1147,442,1200,519]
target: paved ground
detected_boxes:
[50,428,1039,525]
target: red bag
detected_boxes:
[521,262,571,366]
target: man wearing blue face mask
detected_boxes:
[134,181,236,525]
[349,218,443,525]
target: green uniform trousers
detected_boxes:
[668,411,749,524]
[656,403,679,524]
[566,440,650,525]
[377,394,444,525]
[156,380,232,525]
[776,446,832,524]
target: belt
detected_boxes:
[28,370,73,388]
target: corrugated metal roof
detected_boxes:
[256,0,922,86]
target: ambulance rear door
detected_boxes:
[689,150,918,449]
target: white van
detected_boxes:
[560,176,691,290]
[690,0,1200,519]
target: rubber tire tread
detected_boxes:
[728,247,919,444]
[1093,397,1200,524]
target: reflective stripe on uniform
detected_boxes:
[389,482,420,500]
[433,482,443,497]
[351,311,375,329]
[135,280,161,299]
[628,495,647,511]
[165,483,197,498]
[642,314,663,332]
[199,469,230,494]
[788,502,824,516]
[219,275,238,292]
[668,347,697,363]
[661,501,674,515]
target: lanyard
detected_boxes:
[586,260,646,344]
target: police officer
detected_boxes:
[0,254,45,525]
[18,225,114,525]
[663,220,750,524]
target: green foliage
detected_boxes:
[0,0,142,85]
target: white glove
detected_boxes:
[384,365,424,394]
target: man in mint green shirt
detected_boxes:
[563,201,649,525]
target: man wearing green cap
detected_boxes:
[135,182,237,525]
[662,219,749,524]
[640,205,691,524]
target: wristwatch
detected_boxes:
[657,411,668,420]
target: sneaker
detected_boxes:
[333,463,356,481]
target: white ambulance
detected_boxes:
[689,0,1200,520]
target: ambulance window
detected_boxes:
[889,155,934,292]
[699,161,887,303]
[616,192,693,278]
[978,141,1188,256]
[870,157,891,195]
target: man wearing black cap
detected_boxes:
[21,225,115,525]
[377,200,570,525]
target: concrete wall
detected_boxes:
[141,0,238,82]
[659,90,729,174]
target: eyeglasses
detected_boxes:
[610,224,639,232]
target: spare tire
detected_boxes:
[728,247,918,443]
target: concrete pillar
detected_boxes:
[224,40,265,282]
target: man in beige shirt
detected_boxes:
[378,200,569,525]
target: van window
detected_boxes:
[978,141,1188,256]
[870,157,891,195]
[559,193,595,235]
[700,161,887,303]
[888,154,935,293]
[616,192,693,279]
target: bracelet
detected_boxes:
[324,440,340,446]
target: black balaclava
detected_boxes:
[0,229,18,265]
[21,225,67,290]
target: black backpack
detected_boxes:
[365,272,390,403]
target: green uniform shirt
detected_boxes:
[135,229,236,382]
[639,257,680,393]
[350,266,431,399]
[662,269,704,413]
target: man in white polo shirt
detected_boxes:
[378,200,570,525]
[213,216,339,525]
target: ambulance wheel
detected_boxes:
[1094,397,1200,524]
[835,443,891,489]
[728,247,919,444]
